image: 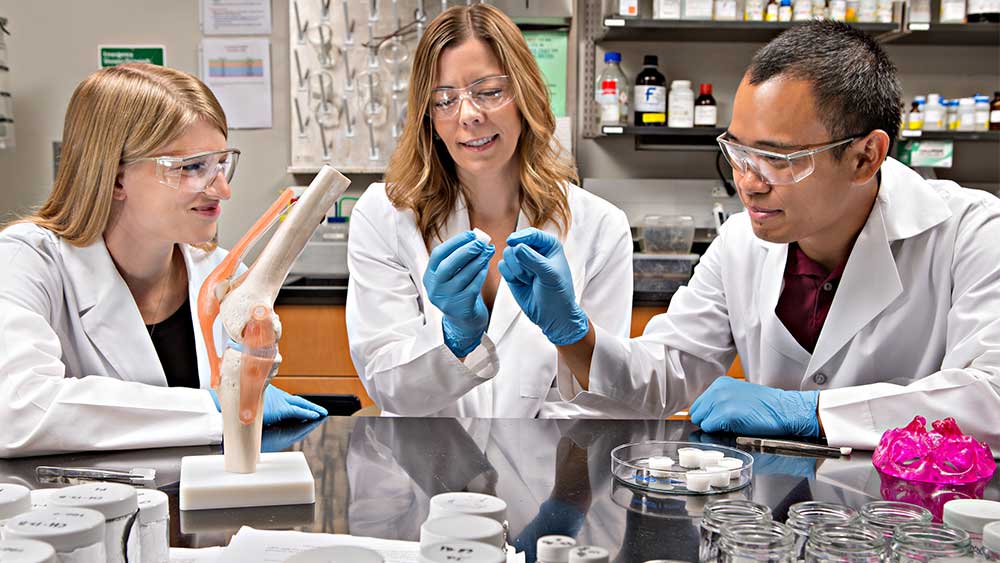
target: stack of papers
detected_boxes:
[170,527,526,563]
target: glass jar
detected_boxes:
[51,483,140,563]
[890,523,973,563]
[3,508,107,563]
[805,523,886,563]
[0,538,57,562]
[860,501,932,547]
[700,499,773,563]
[788,502,860,560]
[136,489,169,563]
[0,483,31,531]
[983,521,1000,561]
[719,521,797,563]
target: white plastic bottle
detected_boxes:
[779,0,794,19]
[595,52,629,127]
[940,0,967,21]
[668,80,695,128]
[924,94,945,131]
[655,0,684,18]
[974,94,991,131]
[859,0,878,20]
[957,98,976,131]
[793,0,814,20]
[618,0,641,17]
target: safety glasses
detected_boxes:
[430,75,515,118]
[716,133,861,185]
[123,149,240,193]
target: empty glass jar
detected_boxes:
[788,502,860,560]
[860,501,932,548]
[700,499,773,563]
[719,521,797,563]
[805,523,886,563]
[890,522,973,563]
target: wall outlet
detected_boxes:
[712,184,730,198]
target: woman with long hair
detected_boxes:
[346,5,633,417]
[0,63,324,458]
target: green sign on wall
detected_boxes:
[523,31,569,118]
[99,45,166,68]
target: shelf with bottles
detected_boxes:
[599,18,899,42]
[888,21,1000,45]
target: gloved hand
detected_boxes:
[423,231,495,358]
[498,228,589,346]
[209,385,328,426]
[261,418,325,452]
[689,376,820,438]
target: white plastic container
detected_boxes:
[0,539,57,562]
[568,546,609,563]
[684,0,715,19]
[420,515,504,550]
[420,541,504,563]
[135,489,169,563]
[428,493,507,525]
[3,508,107,563]
[0,484,31,533]
[974,95,991,131]
[940,0,967,21]
[957,98,976,132]
[924,94,945,131]
[910,0,933,21]
[984,521,1000,561]
[859,0,878,20]
[618,0,641,16]
[29,490,57,511]
[943,499,1000,555]
[537,535,577,563]
[51,483,140,563]
[655,0,684,19]
[793,0,814,20]
[668,80,695,128]
[715,0,741,20]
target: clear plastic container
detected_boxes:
[136,489,169,563]
[719,521,796,563]
[0,483,31,531]
[3,508,107,563]
[633,253,699,294]
[859,501,932,547]
[700,499,772,563]
[787,502,860,560]
[51,483,140,563]
[640,214,695,253]
[804,523,886,563]
[614,442,753,498]
[890,522,973,563]
[0,538,57,562]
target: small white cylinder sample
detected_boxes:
[699,450,725,468]
[472,228,492,245]
[285,546,384,563]
[420,515,505,550]
[29,489,57,511]
[704,466,732,487]
[0,539,57,562]
[3,508,107,563]
[537,535,577,563]
[51,483,139,563]
[0,484,31,532]
[136,489,169,563]
[685,470,713,492]
[568,545,610,563]
[718,457,744,479]
[648,456,675,470]
[419,540,505,563]
[648,469,673,491]
[428,493,507,525]
[678,447,703,468]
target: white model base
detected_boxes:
[179,451,315,510]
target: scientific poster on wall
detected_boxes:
[201,0,272,35]
[200,38,273,129]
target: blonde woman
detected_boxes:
[347,5,633,417]
[0,63,324,458]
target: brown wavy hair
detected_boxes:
[385,4,577,246]
[14,63,227,249]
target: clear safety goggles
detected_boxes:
[123,149,240,193]
[430,75,515,118]
[716,133,860,185]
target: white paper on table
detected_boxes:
[201,0,271,35]
[199,38,272,129]
[218,527,525,563]
[170,546,225,562]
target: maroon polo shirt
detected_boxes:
[775,243,847,354]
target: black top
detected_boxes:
[146,297,200,389]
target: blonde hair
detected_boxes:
[385,4,577,246]
[17,63,228,248]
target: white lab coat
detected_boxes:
[580,158,1000,452]
[0,223,225,458]
[346,182,633,418]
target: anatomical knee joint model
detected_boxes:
[197,166,351,473]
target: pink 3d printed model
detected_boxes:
[872,416,996,485]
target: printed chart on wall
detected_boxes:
[200,38,272,129]
[201,0,272,35]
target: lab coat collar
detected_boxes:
[877,157,953,241]
[61,235,167,386]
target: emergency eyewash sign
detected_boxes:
[99,46,166,68]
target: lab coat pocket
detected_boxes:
[518,345,558,399]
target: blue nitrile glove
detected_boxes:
[498,228,589,346]
[689,376,821,438]
[423,231,495,358]
[209,385,328,426]
[261,418,325,453]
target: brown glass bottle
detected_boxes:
[694,83,718,127]
[634,55,667,127]
[990,91,1000,131]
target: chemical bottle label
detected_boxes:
[695,106,718,126]
[642,113,667,124]
[635,86,667,112]
[597,80,619,104]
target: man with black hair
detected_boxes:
[498,21,1000,451]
